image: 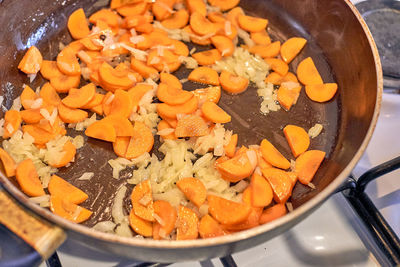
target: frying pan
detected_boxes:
[0,0,382,264]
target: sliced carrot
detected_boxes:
[67,40,84,54]
[50,196,92,223]
[238,15,268,32]
[186,0,207,16]
[265,71,299,85]
[102,92,114,116]
[58,103,88,123]
[20,107,46,124]
[215,21,238,40]
[305,83,338,103]
[103,115,134,136]
[57,46,81,76]
[219,70,249,94]
[175,114,209,137]
[157,96,198,119]
[248,41,281,58]
[283,125,310,158]
[199,214,226,238]
[160,72,182,90]
[90,104,103,115]
[217,150,255,182]
[177,177,206,207]
[255,148,272,169]
[15,159,45,197]
[280,37,307,64]
[224,133,237,158]
[295,150,325,185]
[131,180,154,222]
[18,46,43,74]
[152,0,175,21]
[81,93,104,109]
[40,83,61,106]
[208,11,226,23]
[21,124,55,146]
[192,86,221,104]
[226,7,244,28]
[67,8,90,39]
[221,206,262,231]
[264,58,289,76]
[85,119,117,142]
[48,175,88,204]
[130,58,159,79]
[277,82,302,111]
[161,9,189,29]
[146,49,180,72]
[48,141,77,168]
[99,62,135,92]
[157,120,176,140]
[3,110,21,139]
[89,9,120,27]
[113,136,130,157]
[208,0,240,11]
[108,89,134,118]
[129,209,153,237]
[250,173,273,207]
[157,83,192,106]
[127,84,153,110]
[176,205,199,240]
[261,167,293,203]
[162,116,178,128]
[260,139,290,170]
[80,37,103,52]
[153,200,177,240]
[0,148,16,178]
[116,2,149,17]
[125,121,154,159]
[50,74,81,93]
[201,101,231,123]
[287,171,298,186]
[183,26,212,45]
[192,49,222,66]
[62,83,96,109]
[296,57,323,86]
[211,35,234,57]
[259,204,287,224]
[40,60,64,80]
[251,30,271,45]
[170,39,189,57]
[207,195,251,225]
[20,85,38,109]
[190,12,217,36]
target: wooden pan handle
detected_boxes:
[0,189,66,260]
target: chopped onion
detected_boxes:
[6,124,14,134]
[286,202,294,212]
[307,182,316,189]
[139,194,152,206]
[129,35,145,44]
[308,123,323,138]
[104,94,115,105]
[77,50,92,64]
[153,213,165,226]
[246,149,258,169]
[78,172,94,180]
[92,221,116,233]
[28,73,37,83]
[10,97,22,111]
[157,128,174,136]
[29,194,50,207]
[231,180,249,193]
[119,43,148,61]
[189,47,196,55]
[254,166,262,176]
[112,185,127,224]
[224,21,232,36]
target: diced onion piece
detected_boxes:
[308,123,323,138]
[112,185,127,224]
[78,172,94,180]
[246,149,257,169]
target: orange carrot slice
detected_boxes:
[217,150,256,182]
[221,205,263,231]
[58,103,88,123]
[183,25,212,45]
[199,214,226,238]
[219,70,249,94]
[177,177,206,207]
[160,72,182,90]
[208,0,240,11]
[99,62,135,92]
[125,121,154,159]
[62,83,96,109]
[277,82,302,111]
[131,180,154,222]
[130,58,159,79]
[295,150,325,185]
[192,49,222,66]
[161,9,189,29]
[81,93,105,109]
[250,173,273,208]
[0,148,16,178]
[157,96,198,119]
[18,46,43,74]
[89,9,121,27]
[67,8,90,39]
[170,39,190,56]
[248,41,281,58]
[260,139,290,170]
[127,84,153,110]
[152,0,175,20]
[261,168,293,203]
[153,200,177,240]
[192,86,221,104]
[224,133,237,158]
[207,195,251,225]
[226,7,244,27]
[251,30,271,45]
[186,0,206,16]
[15,159,45,197]
[259,204,287,224]
[283,125,310,158]
[48,141,77,168]
[201,101,231,123]
[129,209,153,237]
[57,46,81,76]
[264,58,289,76]
[116,2,149,17]
[190,12,217,36]
[157,83,193,106]
[102,92,114,116]
[50,74,81,93]
[40,60,64,80]
[296,57,323,85]
[20,85,38,109]
[103,115,134,136]
[280,37,307,64]
[238,15,268,32]
[211,35,234,57]
[3,110,21,139]
[85,119,117,142]
[48,175,88,204]
[157,120,176,140]
[22,124,56,146]
[305,83,338,103]
[188,67,220,86]
[174,114,209,137]
[50,196,92,223]
[265,72,299,86]
[40,83,61,106]
[113,136,130,157]
[109,89,133,118]
[176,205,199,240]
[208,11,226,23]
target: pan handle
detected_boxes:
[0,187,66,267]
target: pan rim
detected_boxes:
[0,0,383,251]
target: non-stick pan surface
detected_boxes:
[0,0,381,262]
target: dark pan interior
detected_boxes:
[0,0,377,228]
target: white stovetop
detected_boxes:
[40,93,399,267]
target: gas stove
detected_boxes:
[40,1,400,266]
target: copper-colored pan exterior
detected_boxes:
[0,0,382,262]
